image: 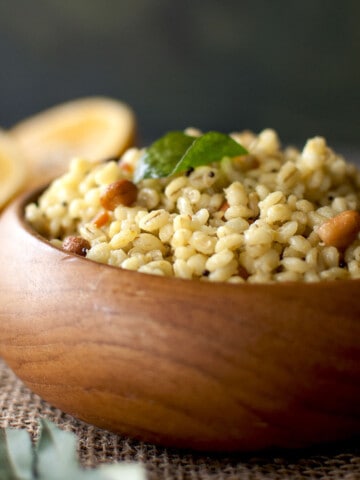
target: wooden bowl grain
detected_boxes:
[0,189,360,452]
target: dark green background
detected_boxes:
[0,0,359,148]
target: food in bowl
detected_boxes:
[1,128,360,451]
[25,128,360,283]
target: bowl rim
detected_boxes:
[8,184,360,292]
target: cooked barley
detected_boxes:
[25,129,360,283]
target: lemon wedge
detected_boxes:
[0,130,27,209]
[11,97,137,187]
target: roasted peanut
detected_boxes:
[92,210,110,228]
[317,210,360,249]
[62,236,91,256]
[233,154,260,171]
[219,201,230,212]
[100,179,138,210]
[237,265,250,280]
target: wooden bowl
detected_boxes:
[0,188,360,452]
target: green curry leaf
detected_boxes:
[172,131,248,175]
[0,428,34,480]
[133,131,195,182]
[35,419,82,479]
[0,420,146,480]
[133,130,247,182]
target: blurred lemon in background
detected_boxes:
[11,97,137,188]
[0,130,27,209]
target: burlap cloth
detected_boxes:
[1,359,359,479]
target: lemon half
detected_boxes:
[0,130,27,209]
[11,97,137,187]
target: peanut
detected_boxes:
[92,210,110,228]
[238,265,250,280]
[100,179,138,210]
[233,154,260,171]
[219,201,230,212]
[62,236,91,256]
[317,210,360,249]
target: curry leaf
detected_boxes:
[133,130,247,182]
[0,420,146,480]
[93,464,147,480]
[172,131,248,175]
[133,131,195,182]
[35,419,83,479]
[0,428,34,480]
